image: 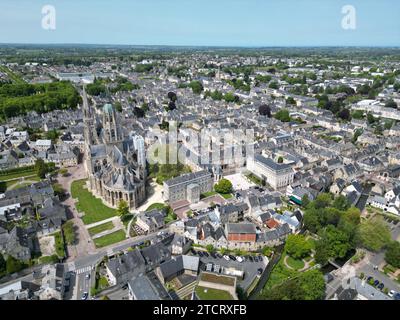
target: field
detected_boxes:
[71,179,117,225]
[93,230,126,248]
[88,221,115,236]
[286,256,305,270]
[0,168,37,181]
[195,286,233,300]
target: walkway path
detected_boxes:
[283,255,312,272]
[57,164,95,261]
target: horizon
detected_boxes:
[1,0,399,47]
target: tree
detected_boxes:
[6,255,24,274]
[385,99,398,109]
[206,245,215,253]
[366,112,376,124]
[117,200,130,218]
[385,241,400,268]
[0,252,6,275]
[269,81,278,89]
[274,109,291,122]
[332,195,350,211]
[301,194,310,208]
[261,269,325,300]
[338,108,351,121]
[318,225,351,259]
[35,159,47,179]
[167,92,177,102]
[259,104,271,117]
[277,156,284,163]
[214,178,233,194]
[285,234,312,260]
[356,217,391,252]
[62,221,76,245]
[189,81,204,94]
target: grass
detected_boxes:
[383,264,397,274]
[0,65,25,84]
[201,191,217,199]
[263,252,299,291]
[195,286,233,300]
[218,192,233,199]
[146,203,168,211]
[0,169,37,181]
[39,254,59,264]
[286,256,305,270]
[245,173,263,186]
[200,273,236,286]
[71,179,117,224]
[93,229,126,248]
[53,231,65,258]
[88,221,115,236]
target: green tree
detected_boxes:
[285,234,312,259]
[385,99,398,109]
[117,200,130,218]
[0,252,6,275]
[189,81,204,94]
[301,194,310,208]
[356,217,391,252]
[385,241,400,268]
[206,245,215,253]
[6,256,24,274]
[277,156,284,163]
[35,159,47,179]
[62,221,76,245]
[214,178,233,194]
[274,109,291,122]
[332,195,350,211]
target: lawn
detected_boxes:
[71,179,117,225]
[218,192,233,199]
[0,169,37,181]
[195,286,233,300]
[262,253,299,291]
[286,256,305,270]
[93,230,126,248]
[146,203,168,211]
[201,191,217,199]
[88,221,115,236]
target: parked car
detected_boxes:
[81,292,88,300]
[367,276,373,282]
[388,290,396,298]
[85,274,90,280]
[198,251,204,257]
[373,280,380,286]
[236,256,244,263]
[216,253,223,259]
[203,252,209,257]
[223,255,230,261]
[377,283,384,290]
[248,256,254,262]
[394,293,400,300]
[229,255,236,261]
[257,268,263,275]
[211,252,217,259]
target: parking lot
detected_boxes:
[190,249,268,291]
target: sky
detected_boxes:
[0,0,399,47]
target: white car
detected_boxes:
[236,256,244,263]
[223,255,230,261]
[388,290,396,298]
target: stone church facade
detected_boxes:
[82,88,146,210]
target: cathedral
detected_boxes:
[82,88,147,210]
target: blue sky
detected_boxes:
[0,0,399,46]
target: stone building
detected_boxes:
[83,88,146,210]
